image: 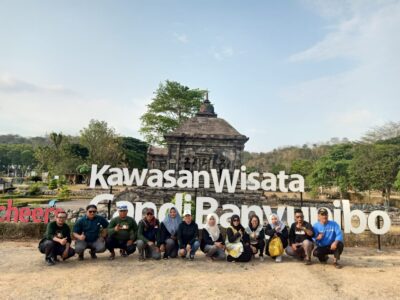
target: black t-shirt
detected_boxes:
[289,221,313,245]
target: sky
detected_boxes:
[0,0,399,152]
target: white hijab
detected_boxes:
[204,214,220,242]
[268,213,285,232]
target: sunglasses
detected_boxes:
[88,210,97,214]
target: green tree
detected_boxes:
[80,119,121,166]
[308,144,353,198]
[394,170,400,191]
[119,137,148,169]
[140,80,205,145]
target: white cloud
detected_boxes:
[173,32,189,44]
[0,75,148,138]
[212,46,234,61]
[0,74,75,95]
[281,0,400,139]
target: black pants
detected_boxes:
[39,239,75,260]
[251,240,265,257]
[227,244,253,262]
[313,241,344,261]
[105,236,136,255]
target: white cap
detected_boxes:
[183,209,192,216]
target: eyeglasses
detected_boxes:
[88,210,97,214]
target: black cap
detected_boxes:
[318,208,328,215]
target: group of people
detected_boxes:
[39,204,344,268]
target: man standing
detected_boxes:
[286,209,314,265]
[73,204,109,260]
[38,211,75,266]
[106,205,138,260]
[313,208,344,269]
[136,208,161,261]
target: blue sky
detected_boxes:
[0,0,399,151]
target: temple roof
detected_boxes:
[164,95,248,141]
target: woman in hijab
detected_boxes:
[200,214,226,261]
[265,213,288,262]
[159,207,182,259]
[245,214,266,261]
[225,214,252,262]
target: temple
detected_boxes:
[147,94,249,174]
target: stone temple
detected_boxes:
[147,94,248,174]
[116,95,267,206]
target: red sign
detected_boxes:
[0,200,64,223]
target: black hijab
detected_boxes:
[230,214,244,231]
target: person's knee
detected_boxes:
[95,241,106,253]
[153,251,161,260]
[74,241,86,254]
[303,239,313,249]
[166,238,175,248]
[192,240,200,249]
[126,244,136,254]
[43,240,54,249]
[136,240,145,250]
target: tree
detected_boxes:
[49,132,63,149]
[361,121,400,143]
[119,137,148,169]
[308,144,353,198]
[394,170,400,191]
[140,80,205,145]
[80,120,121,166]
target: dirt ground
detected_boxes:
[0,241,399,300]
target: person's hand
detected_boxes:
[215,242,223,249]
[316,233,324,241]
[147,241,154,246]
[331,242,338,251]
[79,234,86,241]
[291,244,297,251]
[186,244,191,252]
[114,225,120,232]
[62,248,69,259]
[127,240,133,246]
[160,244,165,252]
[60,238,67,246]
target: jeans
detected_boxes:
[164,238,178,258]
[313,241,344,261]
[204,244,226,260]
[179,240,200,257]
[75,238,106,255]
[39,239,75,260]
[136,240,161,260]
[286,239,314,260]
[106,236,136,255]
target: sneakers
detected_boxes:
[275,256,282,263]
[189,254,194,260]
[78,253,84,261]
[304,259,312,265]
[120,249,127,257]
[45,257,55,266]
[259,256,264,262]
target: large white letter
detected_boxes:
[89,164,109,189]
[342,200,367,234]
[195,197,218,229]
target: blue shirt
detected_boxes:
[73,215,109,243]
[312,220,343,247]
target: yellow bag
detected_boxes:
[269,237,284,257]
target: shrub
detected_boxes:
[28,183,42,196]
[48,179,58,190]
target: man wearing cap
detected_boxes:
[177,210,200,260]
[136,208,161,261]
[312,208,344,269]
[73,204,109,260]
[106,205,138,260]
